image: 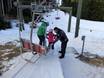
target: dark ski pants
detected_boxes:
[48,42,54,49]
[60,41,68,57]
[38,35,45,46]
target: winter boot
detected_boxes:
[59,51,62,53]
[59,55,64,59]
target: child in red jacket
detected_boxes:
[47,29,56,49]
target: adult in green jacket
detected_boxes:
[37,21,48,46]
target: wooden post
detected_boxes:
[75,0,83,38]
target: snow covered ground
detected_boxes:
[0,10,104,78]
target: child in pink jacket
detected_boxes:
[47,29,56,49]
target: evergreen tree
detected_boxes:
[88,0,104,21]
[81,0,90,19]
[62,0,71,7]
[62,0,104,21]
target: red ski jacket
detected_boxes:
[47,32,56,43]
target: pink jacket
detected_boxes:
[47,32,56,43]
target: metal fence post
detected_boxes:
[81,35,86,55]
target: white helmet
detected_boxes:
[49,29,53,32]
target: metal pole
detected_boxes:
[76,35,85,58]
[17,0,24,56]
[17,0,19,20]
[68,10,72,32]
[30,12,35,53]
[75,0,83,38]
[81,36,85,55]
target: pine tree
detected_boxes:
[62,0,104,21]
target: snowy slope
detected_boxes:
[1,52,64,78]
[60,47,104,78]
[0,10,104,78]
